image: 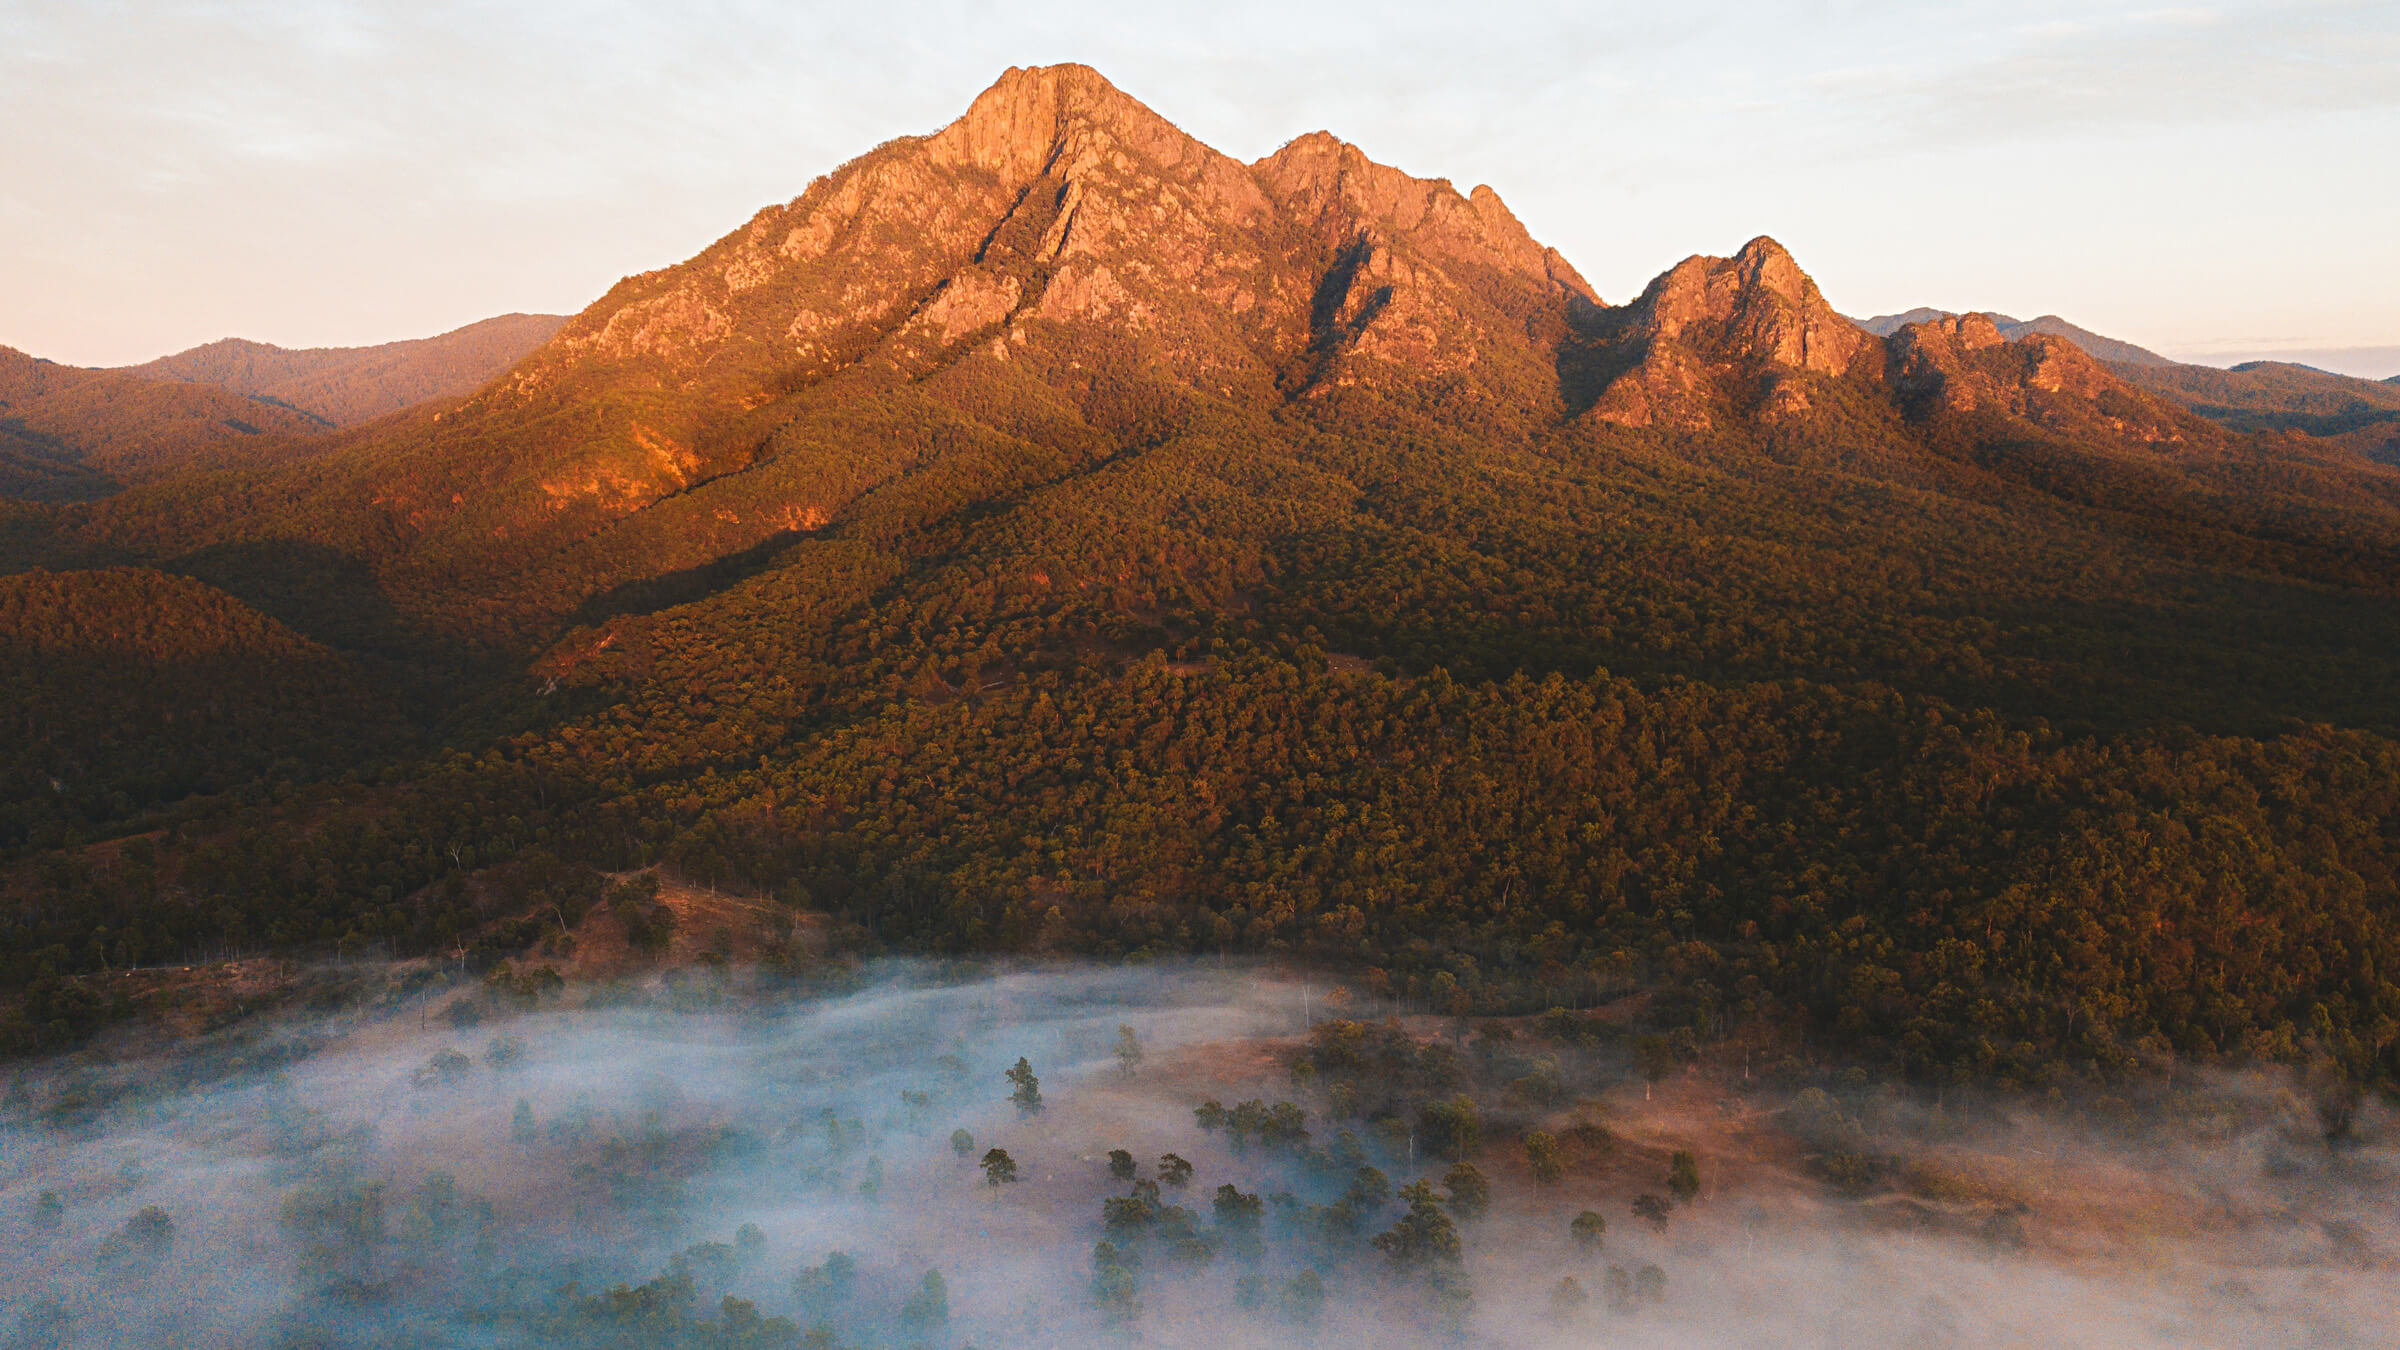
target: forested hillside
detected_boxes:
[0,347,326,500]
[2,66,2396,1095]
[120,312,567,426]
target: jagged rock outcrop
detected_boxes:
[50,64,2275,639]
[1584,237,1875,429]
[387,64,1612,558]
[1889,313,2194,445]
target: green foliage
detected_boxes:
[1441,1161,1490,1221]
[1631,1193,1671,1231]
[1667,1150,1701,1204]
[979,1148,1017,1187]
[897,1269,947,1330]
[1524,1130,1563,1186]
[1004,1057,1042,1117]
[1371,1181,1461,1267]
[1418,1097,1481,1163]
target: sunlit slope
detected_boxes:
[118,312,567,427]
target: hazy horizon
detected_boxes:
[4,1,2396,377]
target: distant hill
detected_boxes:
[0,347,327,500]
[2105,358,2400,464]
[120,312,566,426]
[1853,309,2173,365]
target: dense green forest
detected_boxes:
[3,65,2397,1099]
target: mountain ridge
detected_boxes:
[119,313,565,427]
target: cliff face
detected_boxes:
[47,65,2284,639]
[1889,313,2198,446]
[1582,237,1877,430]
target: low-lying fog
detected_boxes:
[1,961,2391,1348]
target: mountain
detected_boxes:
[1854,308,2173,365]
[1856,309,2399,455]
[0,347,327,500]
[7,65,2400,1092]
[120,313,566,427]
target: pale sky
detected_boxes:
[5,0,2397,375]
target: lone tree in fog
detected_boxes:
[1548,1274,1589,1322]
[1280,1269,1326,1326]
[1524,1130,1564,1186]
[1116,1025,1145,1079]
[950,1127,975,1159]
[1635,1262,1667,1304]
[1604,1265,1635,1315]
[1667,1150,1701,1204]
[1631,1193,1671,1232]
[1005,1058,1044,1117]
[1107,1149,1138,1182]
[981,1148,1019,1187]
[1158,1153,1194,1188]
[1570,1209,1606,1253]
[899,1269,949,1329]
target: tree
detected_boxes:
[1371,1182,1461,1267]
[794,1250,856,1316]
[31,1191,62,1233]
[899,1269,948,1329]
[511,1099,537,1143]
[1092,1240,1141,1324]
[950,1127,975,1158]
[1667,1150,1701,1204]
[1345,1164,1391,1210]
[981,1148,1019,1187]
[1280,1269,1325,1326]
[1570,1209,1606,1253]
[1418,1095,1481,1161]
[1194,1099,1226,1134]
[1005,1058,1043,1117]
[1604,1265,1635,1315]
[1548,1275,1589,1322]
[1635,1262,1667,1303]
[1634,1034,1675,1100]
[1441,1161,1490,1221]
[1116,1024,1145,1079]
[1524,1130,1563,1186]
[1158,1153,1194,1188]
[1631,1193,1671,1231]
[1211,1184,1263,1234]
[1107,1148,1137,1182]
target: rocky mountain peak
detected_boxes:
[1584,237,1874,429]
[927,64,1247,197]
[1255,133,1594,303]
[1887,310,2191,445]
